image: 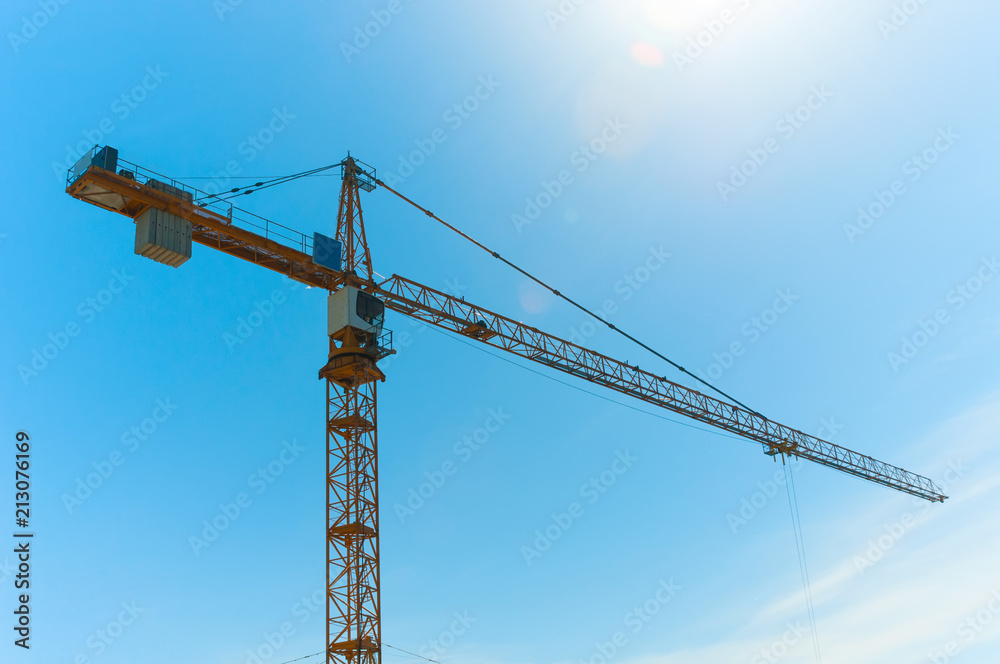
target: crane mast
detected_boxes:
[64,147,947,664]
[321,160,386,664]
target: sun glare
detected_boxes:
[641,0,713,33]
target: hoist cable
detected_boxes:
[784,461,823,663]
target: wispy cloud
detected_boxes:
[461,393,1000,664]
[630,393,1000,663]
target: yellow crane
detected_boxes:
[66,146,947,664]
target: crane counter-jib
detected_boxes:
[66,155,346,291]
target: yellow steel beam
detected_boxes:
[66,165,345,289]
[373,274,948,503]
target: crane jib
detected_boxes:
[375,274,948,503]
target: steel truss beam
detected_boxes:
[374,274,947,503]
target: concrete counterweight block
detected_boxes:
[134,208,193,267]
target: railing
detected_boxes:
[67,145,316,255]
[375,329,393,357]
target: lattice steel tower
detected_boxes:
[319,158,389,664]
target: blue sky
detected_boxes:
[2,1,1000,663]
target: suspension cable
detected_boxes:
[375,178,763,416]
[194,163,341,204]
[175,157,763,416]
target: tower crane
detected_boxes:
[65,146,947,664]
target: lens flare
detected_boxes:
[519,280,553,314]
[630,41,664,67]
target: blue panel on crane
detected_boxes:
[91,146,118,173]
[313,232,342,272]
